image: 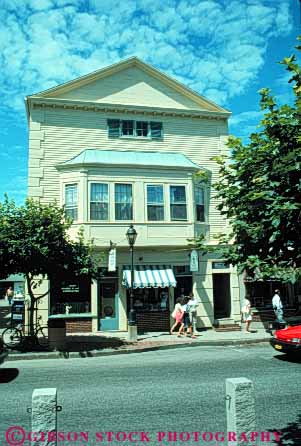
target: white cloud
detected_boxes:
[0,0,294,116]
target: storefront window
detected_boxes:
[129,288,170,312]
[50,276,91,315]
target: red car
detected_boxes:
[270,325,301,355]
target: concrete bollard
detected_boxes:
[127,324,138,342]
[32,388,58,446]
[225,378,256,446]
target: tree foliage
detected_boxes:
[194,39,301,283]
[0,196,100,335]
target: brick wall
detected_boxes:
[66,319,92,333]
[137,311,170,333]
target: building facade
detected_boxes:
[26,57,242,333]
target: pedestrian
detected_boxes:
[5,286,14,305]
[241,297,252,333]
[187,292,199,338]
[272,289,286,325]
[179,296,193,337]
[170,297,184,336]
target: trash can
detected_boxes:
[48,318,66,351]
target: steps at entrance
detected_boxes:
[214,318,241,332]
[0,306,11,329]
[214,324,241,332]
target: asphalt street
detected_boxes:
[0,344,300,445]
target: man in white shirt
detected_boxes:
[272,289,286,324]
[187,292,199,337]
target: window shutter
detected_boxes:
[107,119,120,137]
[150,121,163,139]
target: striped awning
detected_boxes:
[122,265,177,289]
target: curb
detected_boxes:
[4,337,271,362]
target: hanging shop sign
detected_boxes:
[108,248,116,272]
[190,249,199,272]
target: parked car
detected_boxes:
[270,325,301,355]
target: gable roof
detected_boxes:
[56,149,201,171]
[27,57,230,115]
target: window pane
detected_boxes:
[147,185,163,204]
[170,186,187,221]
[171,205,187,220]
[121,120,134,136]
[170,185,186,203]
[136,121,148,137]
[65,184,78,221]
[107,119,120,137]
[150,121,163,138]
[195,187,204,205]
[196,205,205,222]
[147,205,164,221]
[115,184,133,220]
[91,203,108,220]
[91,183,108,202]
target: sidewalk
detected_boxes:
[3,328,273,362]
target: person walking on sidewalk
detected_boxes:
[170,297,184,336]
[272,289,286,325]
[241,298,252,333]
[187,292,199,338]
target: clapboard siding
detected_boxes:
[55,66,212,111]
[29,107,228,236]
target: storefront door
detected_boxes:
[98,280,119,331]
[213,273,231,319]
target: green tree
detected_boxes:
[194,39,301,283]
[0,197,100,336]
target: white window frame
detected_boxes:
[194,185,206,223]
[169,184,188,221]
[107,119,162,139]
[64,183,78,221]
[114,182,134,221]
[89,182,110,221]
[146,184,165,221]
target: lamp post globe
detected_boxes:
[126,225,137,326]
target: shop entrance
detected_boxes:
[98,279,119,331]
[213,273,231,319]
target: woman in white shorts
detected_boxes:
[241,298,252,333]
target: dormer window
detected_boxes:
[107,119,162,139]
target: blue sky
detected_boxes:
[0,0,300,204]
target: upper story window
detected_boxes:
[107,119,163,139]
[115,184,133,220]
[147,185,164,221]
[195,186,205,222]
[65,184,78,221]
[170,185,187,221]
[90,183,109,220]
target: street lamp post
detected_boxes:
[126,224,137,340]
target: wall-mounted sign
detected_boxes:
[190,250,199,272]
[212,262,230,270]
[108,248,116,272]
[61,283,80,293]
